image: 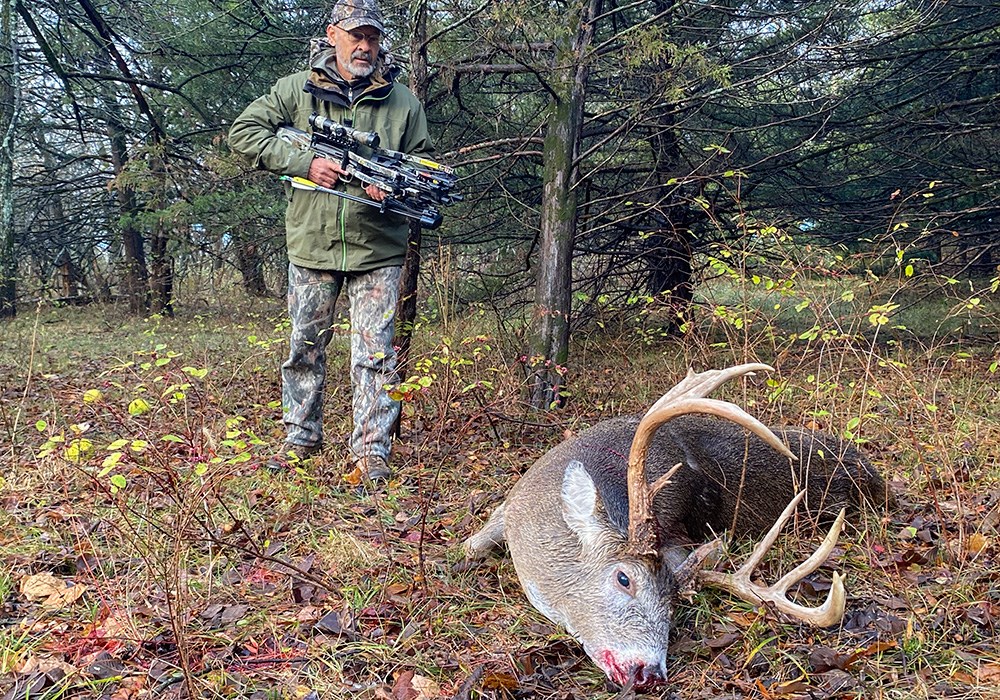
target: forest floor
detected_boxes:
[1,274,999,700]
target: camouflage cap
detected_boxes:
[329,0,385,33]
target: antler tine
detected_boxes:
[697,491,848,627]
[626,395,796,558]
[645,363,775,417]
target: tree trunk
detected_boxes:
[0,0,17,319]
[148,149,173,315]
[234,238,268,297]
[392,0,430,436]
[106,109,149,314]
[526,0,601,410]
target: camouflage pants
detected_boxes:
[282,262,401,462]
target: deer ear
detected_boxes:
[561,461,609,550]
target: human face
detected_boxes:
[326,24,382,80]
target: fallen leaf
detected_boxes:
[1,669,70,700]
[965,534,990,556]
[296,605,322,622]
[20,573,66,601]
[952,670,977,684]
[411,674,441,699]
[705,632,741,650]
[16,655,78,676]
[810,640,897,673]
[482,671,518,691]
[386,583,410,596]
[809,646,853,672]
[41,583,87,610]
[392,670,418,700]
[109,676,146,700]
[978,663,1000,683]
[769,678,813,696]
[727,611,764,628]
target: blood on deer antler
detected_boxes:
[625,364,796,558]
[692,490,847,627]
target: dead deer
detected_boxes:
[464,364,891,689]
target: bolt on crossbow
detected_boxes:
[276,113,461,229]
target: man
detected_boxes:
[229,0,434,481]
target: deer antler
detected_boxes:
[644,363,776,415]
[626,364,796,558]
[694,490,847,627]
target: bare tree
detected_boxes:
[0,0,17,317]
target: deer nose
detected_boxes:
[632,662,667,689]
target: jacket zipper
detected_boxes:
[338,99,362,272]
[337,90,391,272]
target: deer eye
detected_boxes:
[615,570,633,593]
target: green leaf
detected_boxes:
[110,474,127,490]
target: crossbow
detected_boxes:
[277,113,460,229]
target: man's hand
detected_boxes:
[307,157,347,188]
[365,184,388,202]
[308,158,387,202]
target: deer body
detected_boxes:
[465,367,891,689]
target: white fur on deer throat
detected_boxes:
[523,580,569,631]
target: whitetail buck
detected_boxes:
[464,364,891,689]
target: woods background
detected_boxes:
[1,0,998,397]
[1,2,1000,699]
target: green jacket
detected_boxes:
[229,49,434,272]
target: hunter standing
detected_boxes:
[229,0,434,481]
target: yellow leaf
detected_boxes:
[128,398,151,416]
[965,534,990,556]
[83,389,103,403]
[342,465,363,486]
[65,439,95,463]
[100,453,123,472]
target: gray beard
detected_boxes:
[345,53,375,78]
